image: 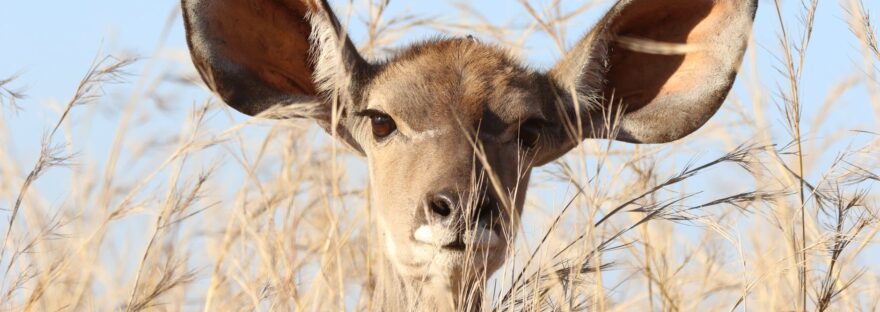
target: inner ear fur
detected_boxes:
[182,0,367,118]
[182,0,370,156]
[551,0,758,144]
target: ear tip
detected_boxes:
[747,0,759,19]
[724,0,759,20]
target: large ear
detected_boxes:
[181,0,369,119]
[549,0,757,144]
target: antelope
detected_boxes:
[181,0,757,310]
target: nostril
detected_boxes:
[430,195,453,218]
[475,194,500,221]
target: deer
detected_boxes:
[181,0,757,310]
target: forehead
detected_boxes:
[367,39,548,133]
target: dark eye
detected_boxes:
[370,113,397,139]
[518,120,543,149]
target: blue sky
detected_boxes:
[2,0,877,152]
[2,0,877,208]
[2,3,877,207]
[3,0,879,243]
[1,0,879,297]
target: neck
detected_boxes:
[369,255,485,312]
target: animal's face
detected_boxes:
[359,41,559,277]
[182,0,757,284]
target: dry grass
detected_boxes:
[1,0,879,311]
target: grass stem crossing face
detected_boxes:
[181,0,758,308]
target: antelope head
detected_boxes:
[182,0,757,308]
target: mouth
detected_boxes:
[441,240,467,251]
[413,224,501,251]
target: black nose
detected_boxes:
[428,193,455,218]
[425,190,501,225]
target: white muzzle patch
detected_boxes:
[414,224,500,249]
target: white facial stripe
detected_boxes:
[408,128,448,142]
[408,126,502,143]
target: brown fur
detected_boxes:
[368,40,553,134]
